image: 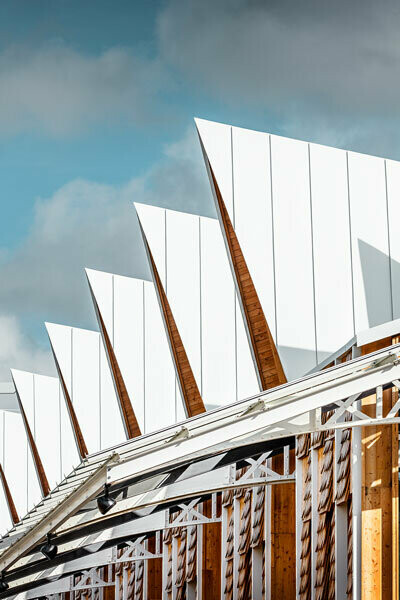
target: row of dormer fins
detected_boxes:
[4,114,400,535]
[0,203,264,535]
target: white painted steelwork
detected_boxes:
[2,343,400,582]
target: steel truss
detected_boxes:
[3,344,400,598]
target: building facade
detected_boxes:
[0,118,399,599]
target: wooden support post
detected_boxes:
[311,448,319,600]
[361,388,394,599]
[147,534,162,600]
[334,429,348,599]
[295,452,303,600]
[265,482,272,600]
[352,410,362,600]
[271,451,296,599]
[358,334,400,600]
[201,498,221,600]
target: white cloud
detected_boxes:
[0,314,53,381]
[0,43,169,136]
[0,128,212,380]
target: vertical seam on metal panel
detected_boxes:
[59,383,62,480]
[346,152,356,336]
[269,135,278,346]
[308,144,318,364]
[32,373,36,439]
[143,281,146,433]
[231,126,238,401]
[384,159,394,320]
[199,217,203,396]
[164,209,167,292]
[70,327,73,404]
[98,333,101,449]
[112,274,115,347]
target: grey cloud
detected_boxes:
[0,314,54,380]
[0,43,170,136]
[158,0,400,155]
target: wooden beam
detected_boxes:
[147,534,162,599]
[143,235,206,418]
[0,462,19,525]
[13,383,50,498]
[91,294,141,439]
[52,351,88,460]
[209,164,286,390]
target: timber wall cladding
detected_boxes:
[360,337,399,600]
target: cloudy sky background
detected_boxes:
[1,0,400,380]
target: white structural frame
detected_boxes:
[1,342,400,593]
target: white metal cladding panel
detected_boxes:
[386,159,400,320]
[46,322,72,391]
[59,381,79,477]
[200,217,237,407]
[143,282,178,431]
[32,374,62,489]
[0,412,12,535]
[113,274,145,431]
[86,268,113,334]
[12,369,34,427]
[231,126,277,341]
[166,210,202,392]
[99,342,126,448]
[71,328,101,454]
[3,411,29,516]
[12,370,62,490]
[309,144,354,361]
[348,152,392,331]
[0,412,3,465]
[195,118,234,214]
[235,297,260,400]
[270,134,316,379]
[135,203,166,284]
[8,372,42,510]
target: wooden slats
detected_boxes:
[144,237,206,418]
[0,463,19,525]
[94,298,141,439]
[53,354,88,460]
[271,452,296,599]
[13,385,50,498]
[210,165,286,391]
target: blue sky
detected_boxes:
[1,0,400,379]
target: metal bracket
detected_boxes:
[112,534,162,563]
[70,568,112,591]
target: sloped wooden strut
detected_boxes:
[0,463,19,524]
[14,389,50,498]
[94,299,141,439]
[210,165,287,390]
[145,239,206,418]
[53,354,88,460]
